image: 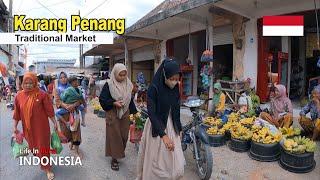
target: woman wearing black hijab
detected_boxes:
[136,58,185,180]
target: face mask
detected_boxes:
[163,68,178,89]
[165,79,178,89]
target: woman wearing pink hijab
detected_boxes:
[260,84,293,128]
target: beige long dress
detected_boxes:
[136,113,185,180]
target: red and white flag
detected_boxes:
[263,16,304,36]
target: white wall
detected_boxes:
[132,45,154,62]
[243,19,258,89]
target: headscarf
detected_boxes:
[57,72,70,96]
[149,58,180,115]
[107,63,133,119]
[213,82,222,106]
[22,72,40,132]
[270,84,293,118]
[314,85,320,93]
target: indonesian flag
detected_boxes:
[263,16,304,36]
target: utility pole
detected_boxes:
[79,10,83,69]
[8,0,13,70]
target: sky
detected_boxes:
[3,0,163,67]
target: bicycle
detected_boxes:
[181,96,213,180]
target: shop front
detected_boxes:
[257,10,320,102]
[166,26,233,100]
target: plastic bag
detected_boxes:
[51,131,63,154]
[129,124,142,143]
[69,112,75,125]
[70,112,80,132]
[200,50,214,62]
[57,131,68,144]
[12,141,29,158]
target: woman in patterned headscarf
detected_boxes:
[13,72,57,180]
[260,84,293,128]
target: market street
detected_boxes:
[0,101,319,180]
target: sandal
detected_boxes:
[111,159,119,171]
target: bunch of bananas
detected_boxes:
[284,136,317,154]
[252,127,282,144]
[129,112,142,122]
[240,117,255,126]
[221,121,241,132]
[203,117,223,127]
[230,125,252,141]
[206,127,225,135]
[279,126,301,137]
[228,112,240,122]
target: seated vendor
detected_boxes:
[299,87,320,141]
[259,84,293,128]
[213,82,226,116]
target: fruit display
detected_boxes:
[203,117,223,127]
[279,127,301,137]
[207,127,225,135]
[240,117,255,126]
[252,127,282,144]
[230,125,252,141]
[91,98,103,111]
[221,121,241,132]
[228,112,240,122]
[283,136,317,154]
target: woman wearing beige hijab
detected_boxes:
[99,63,137,171]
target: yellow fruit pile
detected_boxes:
[91,99,103,111]
[279,126,301,137]
[284,136,317,154]
[228,112,240,122]
[252,127,282,144]
[221,121,241,132]
[206,127,225,135]
[230,124,252,141]
[240,117,255,126]
[203,117,223,127]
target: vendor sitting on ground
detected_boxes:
[299,87,320,141]
[259,84,293,128]
[212,82,226,116]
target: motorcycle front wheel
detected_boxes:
[195,141,213,180]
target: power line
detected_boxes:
[35,0,60,18]
[15,0,73,13]
[84,0,109,17]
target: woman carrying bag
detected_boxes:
[13,72,58,180]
